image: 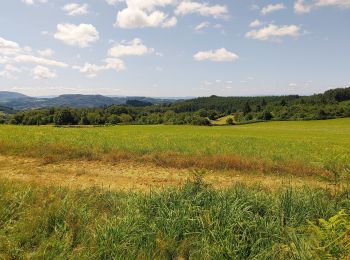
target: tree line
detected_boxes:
[1,87,349,126]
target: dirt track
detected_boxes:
[0,155,329,192]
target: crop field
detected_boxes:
[0,119,349,259]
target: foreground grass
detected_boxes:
[1,178,349,259]
[0,119,349,174]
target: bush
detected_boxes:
[226,117,235,125]
[53,109,76,125]
[107,114,121,125]
[191,116,210,126]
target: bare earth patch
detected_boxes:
[0,155,330,192]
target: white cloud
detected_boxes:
[193,48,239,62]
[104,58,126,71]
[73,58,125,77]
[0,37,22,56]
[249,19,262,28]
[0,70,17,80]
[32,65,56,79]
[0,64,21,80]
[261,3,286,15]
[108,38,154,58]
[4,64,21,73]
[14,55,68,68]
[289,83,297,87]
[194,22,225,33]
[54,23,99,48]
[63,3,89,16]
[114,0,177,28]
[0,57,8,64]
[74,38,153,77]
[195,21,210,31]
[73,63,105,78]
[125,0,177,11]
[175,1,228,18]
[37,48,54,57]
[0,37,69,80]
[106,0,123,5]
[315,0,350,8]
[294,0,350,14]
[22,0,47,5]
[115,8,177,28]
[114,0,227,29]
[246,24,301,41]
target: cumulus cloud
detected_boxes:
[0,57,8,64]
[193,48,239,62]
[108,38,154,58]
[294,0,350,14]
[104,58,126,71]
[315,0,350,7]
[245,24,301,41]
[261,3,286,15]
[106,0,123,5]
[115,7,177,28]
[63,3,89,16]
[73,63,106,78]
[114,0,177,28]
[4,64,21,73]
[32,65,57,79]
[37,48,54,57]
[249,19,262,28]
[175,1,228,18]
[54,23,99,48]
[114,0,227,28]
[294,0,313,13]
[0,37,22,56]
[14,55,68,68]
[0,37,69,80]
[0,64,21,80]
[73,58,125,77]
[74,38,154,77]
[123,0,176,11]
[22,0,47,5]
[0,70,17,80]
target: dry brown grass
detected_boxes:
[0,140,328,177]
[0,155,330,192]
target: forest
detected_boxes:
[1,87,349,126]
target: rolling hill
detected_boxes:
[0,91,179,110]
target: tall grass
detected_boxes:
[1,178,349,259]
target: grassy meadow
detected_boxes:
[0,118,349,174]
[1,119,350,258]
[1,179,350,259]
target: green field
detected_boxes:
[1,179,349,259]
[1,119,350,258]
[1,119,349,172]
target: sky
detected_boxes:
[0,0,349,97]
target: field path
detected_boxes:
[0,155,330,191]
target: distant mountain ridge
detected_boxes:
[0,92,179,110]
[0,91,28,101]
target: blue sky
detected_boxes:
[0,0,349,97]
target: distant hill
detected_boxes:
[0,91,179,110]
[0,91,28,101]
[0,105,14,114]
